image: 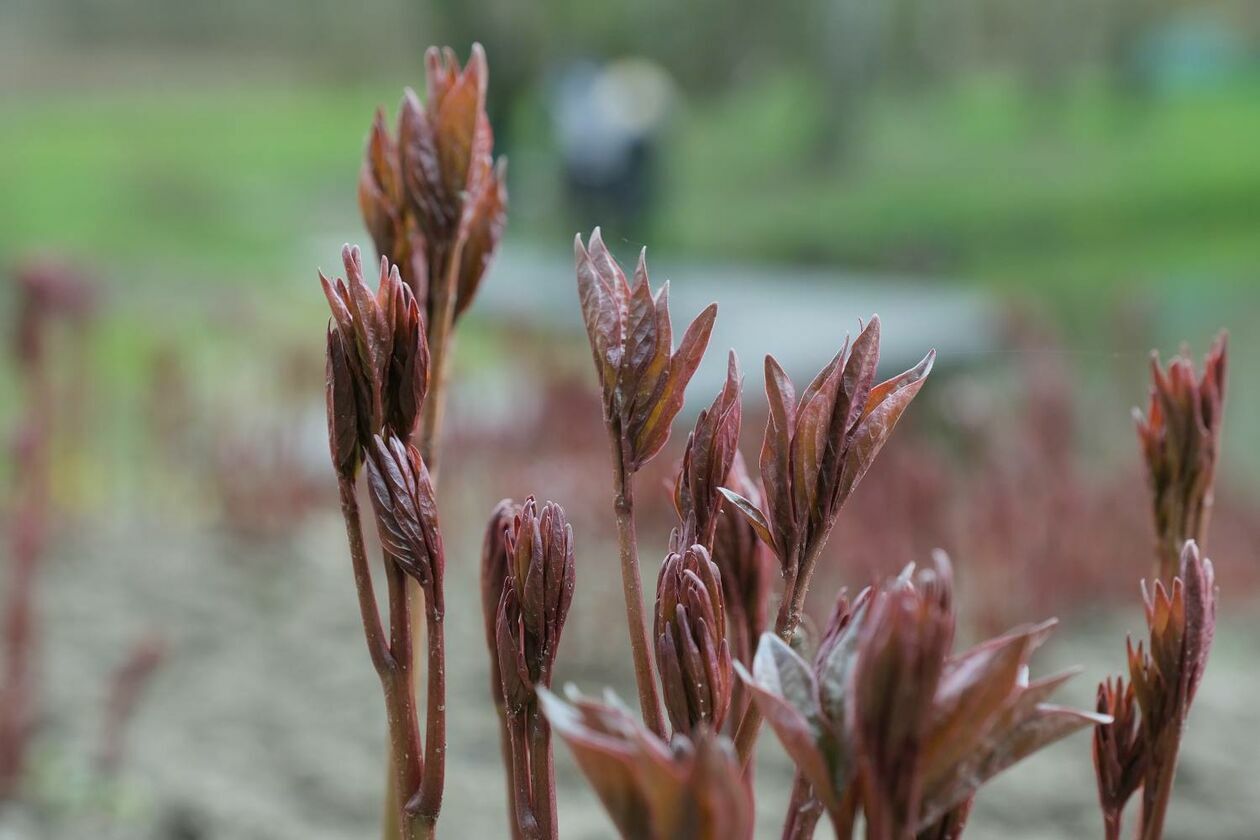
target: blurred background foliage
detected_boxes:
[4,0,1259,285]
[4,0,1259,491]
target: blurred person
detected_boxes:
[550,58,674,239]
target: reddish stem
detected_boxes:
[489,678,524,839]
[337,478,390,673]
[96,635,166,775]
[735,542,815,766]
[408,587,446,830]
[830,786,859,840]
[527,708,557,839]
[608,427,667,738]
[338,477,430,839]
[1139,724,1184,840]
[1103,811,1123,840]
[507,711,541,840]
[781,772,824,840]
[0,372,51,797]
[415,240,461,471]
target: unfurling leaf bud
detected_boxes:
[1128,540,1216,739]
[1093,676,1147,831]
[538,687,753,840]
[325,326,360,479]
[575,228,717,473]
[321,245,429,478]
[364,44,506,328]
[358,108,419,291]
[759,318,932,566]
[1134,333,1227,580]
[851,558,954,836]
[482,499,520,668]
[711,452,773,668]
[495,497,576,712]
[674,351,742,550]
[655,544,732,735]
[1099,540,1218,839]
[364,434,444,591]
[740,553,1105,838]
[720,318,933,632]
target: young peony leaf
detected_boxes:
[759,355,797,561]
[716,488,776,554]
[835,349,935,505]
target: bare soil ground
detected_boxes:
[2,507,1258,840]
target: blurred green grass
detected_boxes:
[2,72,1257,294]
[659,71,1260,289]
[0,85,382,284]
[2,70,1258,483]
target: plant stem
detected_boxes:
[1103,811,1122,840]
[382,562,424,812]
[416,242,461,470]
[734,544,811,766]
[507,712,541,840]
[0,506,40,797]
[381,667,425,839]
[490,678,524,839]
[340,477,428,839]
[0,390,48,798]
[781,772,824,840]
[527,708,557,839]
[829,787,859,840]
[386,243,460,840]
[337,478,389,674]
[1139,725,1183,840]
[408,589,446,827]
[608,427,667,738]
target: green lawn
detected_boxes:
[0,84,385,290]
[1,69,1259,489]
[657,71,1260,292]
[3,71,1257,296]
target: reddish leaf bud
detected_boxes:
[375,44,506,327]
[358,108,406,270]
[575,228,717,472]
[320,246,429,478]
[711,453,773,668]
[674,351,742,550]
[1129,540,1217,739]
[364,434,444,591]
[722,318,933,599]
[1103,541,1218,838]
[851,560,954,837]
[741,554,1105,838]
[1135,333,1227,579]
[481,499,520,667]
[495,497,576,712]
[655,544,733,735]
[1093,676,1147,832]
[538,688,753,840]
